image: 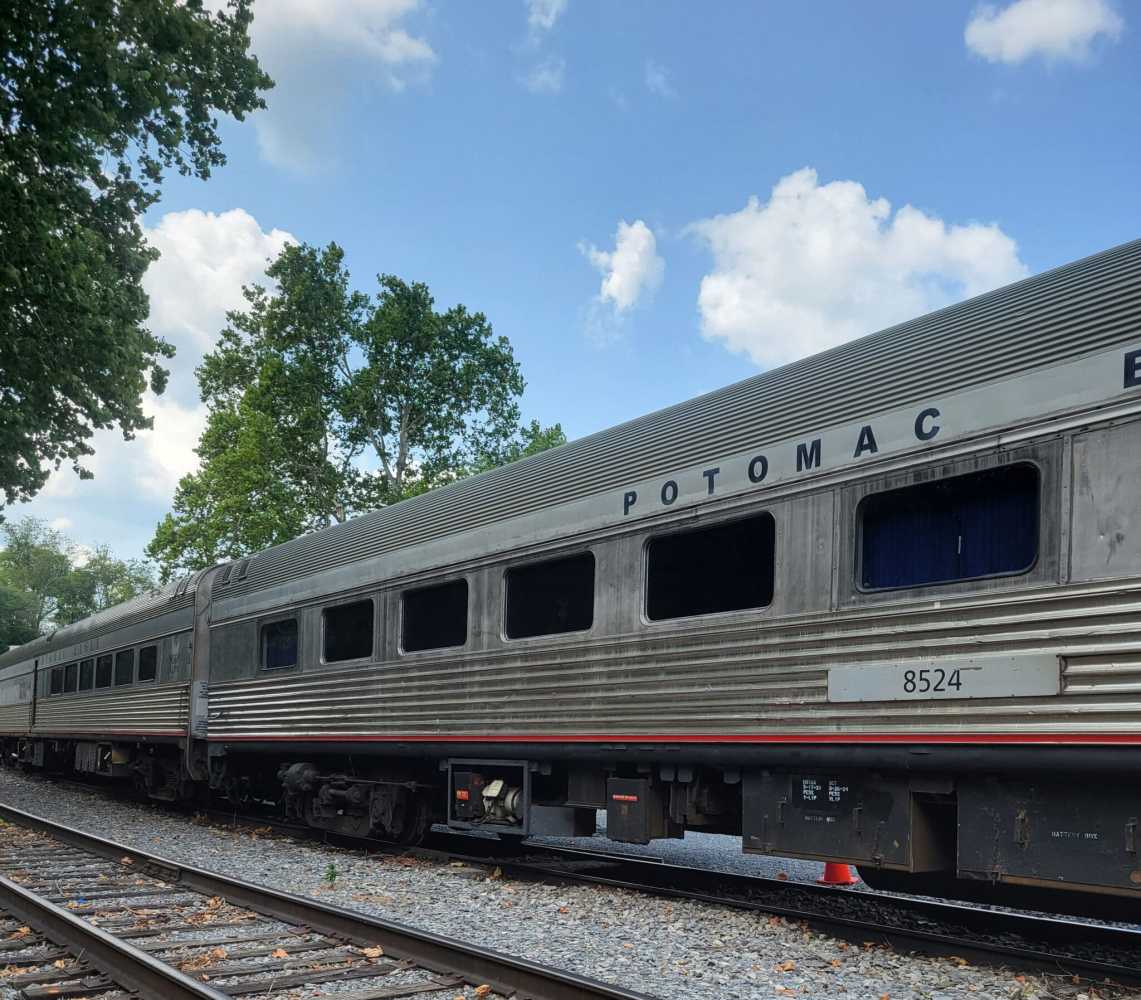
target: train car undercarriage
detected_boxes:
[4,734,1138,920]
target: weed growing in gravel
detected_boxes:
[325,862,339,887]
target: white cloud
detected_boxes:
[644,60,675,98]
[965,0,1123,64]
[20,207,296,556]
[689,168,1026,368]
[580,219,665,313]
[526,0,567,34]
[208,0,436,171]
[524,56,566,94]
[49,517,72,533]
[145,208,293,352]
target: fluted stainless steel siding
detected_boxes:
[220,237,1141,598]
[0,704,30,735]
[33,684,188,737]
[207,581,1141,739]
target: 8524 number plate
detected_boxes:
[827,654,1061,702]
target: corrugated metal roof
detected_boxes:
[222,236,1141,597]
[0,574,201,670]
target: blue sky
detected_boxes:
[16,0,1141,562]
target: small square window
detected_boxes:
[64,662,78,693]
[95,655,112,689]
[504,552,594,639]
[262,619,299,670]
[79,659,94,691]
[402,579,468,652]
[646,513,776,621]
[323,600,374,663]
[114,649,134,686]
[138,646,158,682]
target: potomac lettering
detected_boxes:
[914,407,940,441]
[620,405,946,515]
[796,438,822,472]
[747,455,768,483]
[853,424,878,458]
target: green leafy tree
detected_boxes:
[0,582,39,652]
[471,419,567,474]
[0,518,72,634]
[0,0,272,507]
[147,243,564,579]
[54,545,156,627]
[0,518,155,651]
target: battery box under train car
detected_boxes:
[742,768,1141,905]
[957,777,1141,898]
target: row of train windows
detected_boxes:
[48,645,157,696]
[260,464,1040,670]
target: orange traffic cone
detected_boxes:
[817,862,860,885]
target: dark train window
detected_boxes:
[64,662,78,693]
[137,645,158,683]
[79,659,94,691]
[504,552,594,639]
[114,649,134,686]
[402,579,468,652]
[95,654,112,689]
[859,463,1040,590]
[49,667,63,695]
[262,619,298,670]
[646,513,776,621]
[323,600,374,662]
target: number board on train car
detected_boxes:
[827,653,1061,702]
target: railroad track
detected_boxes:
[0,803,652,1000]
[10,776,1141,990]
[194,806,1141,987]
[190,803,1141,986]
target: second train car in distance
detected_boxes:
[3,238,1141,917]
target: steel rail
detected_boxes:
[0,873,229,999]
[195,802,1141,984]
[0,801,652,1000]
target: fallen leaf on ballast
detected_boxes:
[361,946,383,958]
[53,959,67,969]
[775,959,796,972]
[474,987,492,998]
[270,948,289,959]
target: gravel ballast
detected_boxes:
[0,770,1131,1000]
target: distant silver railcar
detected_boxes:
[3,238,1141,915]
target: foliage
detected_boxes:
[0,0,272,507]
[0,517,155,652]
[471,419,567,474]
[147,243,565,579]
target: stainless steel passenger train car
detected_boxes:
[3,238,1141,914]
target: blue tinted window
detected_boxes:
[262,619,298,670]
[860,464,1039,590]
